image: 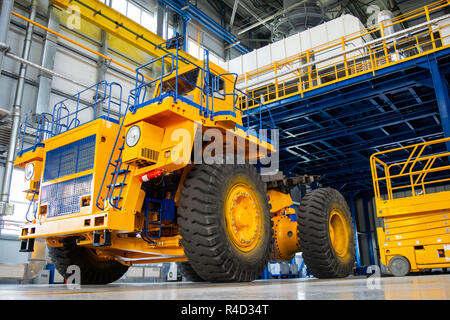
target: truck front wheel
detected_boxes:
[178,164,271,282]
[48,237,129,285]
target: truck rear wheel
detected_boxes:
[297,188,355,278]
[178,164,271,282]
[48,237,128,285]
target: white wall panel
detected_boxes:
[270,39,286,62]
[223,14,369,88]
[285,33,301,58]
[242,51,257,74]
[228,56,243,75]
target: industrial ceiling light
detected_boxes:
[126,125,141,147]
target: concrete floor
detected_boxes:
[0,274,449,300]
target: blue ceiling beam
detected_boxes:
[281,106,437,149]
[281,124,443,166]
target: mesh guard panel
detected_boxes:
[41,174,93,217]
[43,135,96,182]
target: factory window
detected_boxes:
[111,0,127,15]
[127,2,141,23]
[141,11,157,33]
[187,38,225,65]
[107,0,156,33]
[0,169,29,236]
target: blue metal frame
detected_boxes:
[243,47,450,193]
[158,0,249,54]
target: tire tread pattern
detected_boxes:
[178,164,271,282]
[297,188,356,278]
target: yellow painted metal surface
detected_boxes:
[267,189,294,214]
[50,0,198,66]
[238,0,450,110]
[372,137,450,274]
[271,215,299,261]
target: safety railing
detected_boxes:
[128,38,267,130]
[129,47,221,119]
[370,137,450,203]
[237,0,450,110]
[17,112,53,157]
[52,80,123,135]
[130,53,175,109]
[17,80,124,157]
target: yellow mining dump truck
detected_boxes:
[14,43,355,284]
[371,137,450,276]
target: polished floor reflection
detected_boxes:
[0,274,449,300]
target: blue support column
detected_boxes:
[429,57,450,145]
[348,193,362,268]
[261,266,269,280]
[182,18,188,51]
[363,197,376,266]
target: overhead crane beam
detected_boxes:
[49,0,199,67]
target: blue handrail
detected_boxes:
[51,80,123,136]
[17,81,123,157]
[130,53,175,110]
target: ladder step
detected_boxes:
[111,169,130,175]
[107,183,126,188]
[110,197,123,201]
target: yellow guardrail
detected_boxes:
[370,138,450,203]
[238,0,450,110]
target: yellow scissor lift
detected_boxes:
[371,138,450,276]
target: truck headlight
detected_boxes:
[126,125,141,147]
[25,162,35,181]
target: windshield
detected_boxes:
[160,68,199,96]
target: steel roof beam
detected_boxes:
[281,106,438,149]
[276,94,434,139]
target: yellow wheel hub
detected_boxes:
[271,215,299,261]
[225,184,262,252]
[329,209,350,258]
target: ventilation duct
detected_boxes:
[272,0,325,41]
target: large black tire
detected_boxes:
[297,188,355,278]
[178,164,271,282]
[48,237,129,285]
[177,261,205,282]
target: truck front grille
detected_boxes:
[41,174,93,217]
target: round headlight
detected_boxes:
[25,162,35,181]
[126,125,141,147]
